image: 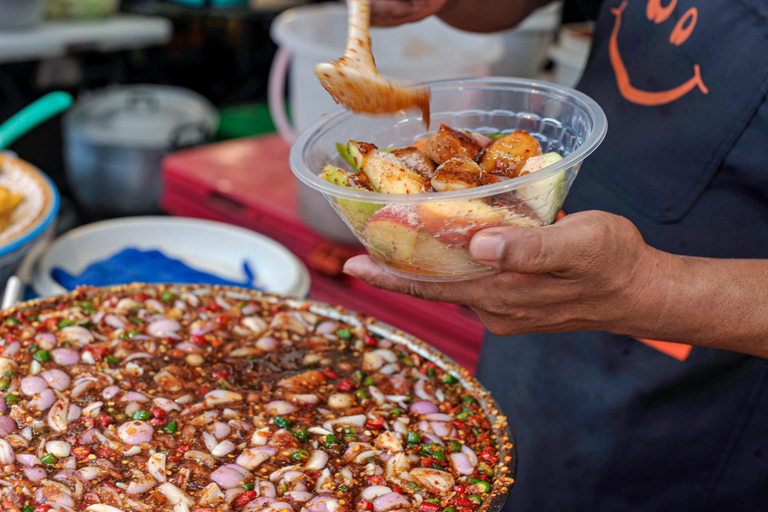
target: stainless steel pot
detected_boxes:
[63,85,218,215]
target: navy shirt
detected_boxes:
[478,0,768,509]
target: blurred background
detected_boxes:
[0,0,594,371]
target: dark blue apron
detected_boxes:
[478,0,768,509]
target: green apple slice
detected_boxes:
[516,152,567,224]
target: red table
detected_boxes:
[161,135,486,372]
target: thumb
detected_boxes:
[469,218,583,274]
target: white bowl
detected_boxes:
[32,216,310,298]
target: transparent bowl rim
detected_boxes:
[289,77,608,205]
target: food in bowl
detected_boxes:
[0,285,514,512]
[0,153,54,246]
[290,77,607,282]
[0,185,25,233]
[320,125,567,274]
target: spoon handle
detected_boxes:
[344,0,376,71]
[0,92,74,150]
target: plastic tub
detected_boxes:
[290,77,607,282]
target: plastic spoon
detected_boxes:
[314,0,431,127]
[0,92,74,150]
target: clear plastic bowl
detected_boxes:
[290,77,607,281]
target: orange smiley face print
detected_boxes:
[610,0,709,106]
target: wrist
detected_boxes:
[610,246,685,339]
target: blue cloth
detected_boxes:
[52,248,259,290]
[479,0,768,510]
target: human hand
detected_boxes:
[350,0,450,27]
[343,211,672,337]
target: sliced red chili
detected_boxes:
[322,367,338,379]
[191,334,208,345]
[234,490,258,507]
[97,413,114,428]
[453,485,466,494]
[337,380,354,392]
[453,498,473,508]
[83,346,109,361]
[390,484,404,494]
[71,446,91,459]
[216,315,228,324]
[150,408,165,419]
[479,452,498,464]
[365,417,384,429]
[212,372,230,379]
[364,334,377,347]
[367,475,386,486]
[104,482,122,493]
[420,503,440,512]
[357,500,374,511]
[177,443,191,453]
[34,505,53,512]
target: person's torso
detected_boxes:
[479,0,768,509]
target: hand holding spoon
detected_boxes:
[314,0,431,127]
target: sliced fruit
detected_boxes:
[393,148,437,179]
[478,130,542,178]
[516,152,567,224]
[347,140,377,170]
[363,206,421,261]
[336,142,359,171]
[360,150,430,194]
[320,164,354,187]
[320,165,383,226]
[409,234,478,271]
[417,199,506,248]
[431,158,484,192]
[411,136,429,153]
[425,124,482,165]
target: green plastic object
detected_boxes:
[216,102,288,141]
[0,92,74,150]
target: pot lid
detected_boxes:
[66,85,219,148]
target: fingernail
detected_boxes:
[471,234,504,262]
[342,259,364,277]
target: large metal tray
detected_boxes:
[0,284,517,511]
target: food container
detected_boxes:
[291,77,607,281]
[64,85,218,215]
[0,152,59,293]
[28,216,310,298]
[270,3,505,244]
[0,283,517,511]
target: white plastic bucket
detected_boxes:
[491,2,563,78]
[549,23,593,88]
[269,3,505,144]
